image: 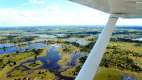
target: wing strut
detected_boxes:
[75,14,118,80]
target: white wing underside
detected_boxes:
[70,0,142,18]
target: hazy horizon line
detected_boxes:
[0,25,142,28]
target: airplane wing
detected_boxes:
[70,0,142,18]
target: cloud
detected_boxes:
[21,0,46,8]
[0,6,113,26]
[0,0,142,26]
[117,18,142,25]
[29,0,45,5]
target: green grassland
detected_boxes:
[0,51,35,79]
[95,41,142,80]
[94,67,142,80]
[0,26,142,80]
[75,41,142,80]
[0,38,142,80]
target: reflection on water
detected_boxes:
[0,44,16,54]
[0,44,14,48]
[27,43,47,50]
[0,43,47,54]
[76,39,89,46]
[38,46,61,69]
[1,43,79,79]
[133,38,142,41]
[123,75,136,80]
[68,51,80,66]
[66,38,89,46]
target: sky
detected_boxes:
[0,0,142,27]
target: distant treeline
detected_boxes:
[116,26,142,30]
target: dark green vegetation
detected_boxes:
[68,41,142,80]
[97,42,142,80]
[0,26,142,80]
[101,42,142,71]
